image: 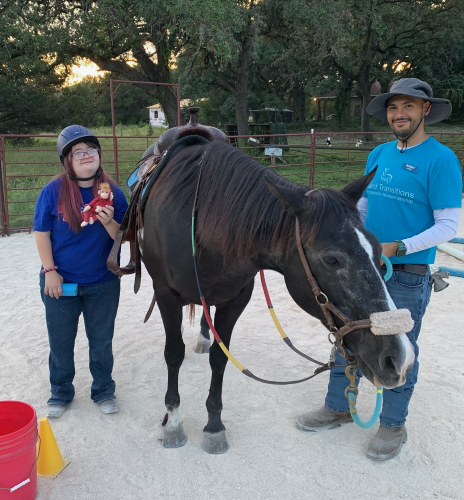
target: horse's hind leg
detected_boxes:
[202,280,254,454]
[194,307,211,354]
[157,291,188,448]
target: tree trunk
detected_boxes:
[335,78,353,128]
[234,41,250,137]
[359,67,372,140]
[151,45,178,129]
[234,91,250,137]
[133,42,179,129]
[292,81,306,122]
[358,22,373,141]
[157,88,179,128]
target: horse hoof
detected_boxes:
[193,334,210,354]
[162,424,188,448]
[201,430,229,454]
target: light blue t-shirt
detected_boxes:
[363,137,462,264]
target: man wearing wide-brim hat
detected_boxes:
[297,78,463,460]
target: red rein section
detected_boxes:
[200,298,222,343]
[259,270,272,307]
[201,271,271,344]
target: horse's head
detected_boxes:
[266,170,415,389]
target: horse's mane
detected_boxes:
[154,141,357,262]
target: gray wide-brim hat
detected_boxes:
[366,78,452,125]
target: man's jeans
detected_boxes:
[325,268,432,427]
[40,274,120,406]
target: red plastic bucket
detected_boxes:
[0,402,38,500]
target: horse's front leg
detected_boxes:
[194,307,211,354]
[157,291,187,448]
[202,280,254,454]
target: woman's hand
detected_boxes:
[97,205,120,240]
[96,205,114,226]
[44,270,63,299]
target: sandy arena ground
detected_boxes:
[1,210,464,500]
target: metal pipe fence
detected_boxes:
[1,131,463,236]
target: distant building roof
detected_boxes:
[315,81,382,99]
[250,108,293,112]
[148,98,207,110]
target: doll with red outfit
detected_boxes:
[81,182,114,227]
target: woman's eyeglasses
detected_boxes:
[71,148,99,160]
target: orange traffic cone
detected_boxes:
[37,417,70,478]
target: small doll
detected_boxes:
[81,182,114,227]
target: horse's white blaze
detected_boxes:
[354,227,415,375]
[354,228,396,311]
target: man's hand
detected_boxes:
[380,242,399,264]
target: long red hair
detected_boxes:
[57,143,113,232]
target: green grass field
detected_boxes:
[1,126,463,231]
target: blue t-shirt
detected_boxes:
[363,137,462,264]
[34,178,129,285]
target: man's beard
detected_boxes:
[392,119,413,139]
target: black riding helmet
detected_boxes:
[57,125,101,163]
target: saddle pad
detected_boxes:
[139,135,210,214]
[125,142,161,195]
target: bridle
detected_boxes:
[295,217,373,362]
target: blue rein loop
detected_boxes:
[347,388,383,429]
[345,366,382,429]
[381,253,393,282]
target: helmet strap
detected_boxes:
[68,169,102,182]
[395,113,425,153]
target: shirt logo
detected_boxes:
[381,168,393,184]
[401,163,419,174]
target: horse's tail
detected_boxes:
[188,304,196,325]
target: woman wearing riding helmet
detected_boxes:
[34,125,128,418]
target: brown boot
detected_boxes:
[366,425,407,461]
[296,405,353,432]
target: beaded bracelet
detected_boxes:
[41,266,58,274]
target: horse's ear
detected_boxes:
[341,166,377,202]
[265,176,306,215]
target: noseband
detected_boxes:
[295,217,372,362]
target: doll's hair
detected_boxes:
[99,182,111,192]
[57,142,113,232]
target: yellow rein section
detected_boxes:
[268,307,288,339]
[217,341,245,371]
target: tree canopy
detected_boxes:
[1,0,463,134]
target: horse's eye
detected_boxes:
[324,256,338,266]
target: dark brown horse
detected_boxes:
[141,140,414,454]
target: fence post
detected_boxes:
[310,129,316,187]
[346,135,350,185]
[0,136,10,236]
[0,136,5,236]
[176,84,181,127]
[110,79,119,185]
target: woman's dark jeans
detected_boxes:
[40,273,120,406]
